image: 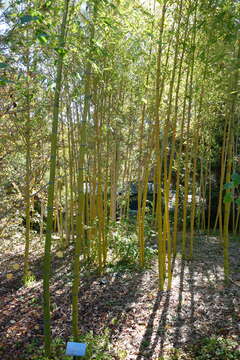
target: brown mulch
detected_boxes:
[0,228,240,360]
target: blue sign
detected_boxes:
[65,342,87,357]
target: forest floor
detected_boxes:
[0,218,240,359]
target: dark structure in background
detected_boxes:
[117,182,155,216]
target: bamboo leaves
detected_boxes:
[1,2,240,357]
[36,30,49,44]
[224,173,240,204]
[0,62,9,68]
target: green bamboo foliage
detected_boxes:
[223,38,240,283]
[3,7,240,357]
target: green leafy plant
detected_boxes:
[193,336,240,360]
[109,221,156,269]
[22,337,68,360]
[223,172,240,204]
[24,271,37,287]
[79,328,114,360]
[22,331,115,360]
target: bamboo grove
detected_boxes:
[0,0,240,357]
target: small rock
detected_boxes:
[99,278,107,285]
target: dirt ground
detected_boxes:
[0,225,240,359]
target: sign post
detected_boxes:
[65,341,87,359]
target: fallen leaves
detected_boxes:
[1,233,240,360]
[56,251,64,258]
[12,264,20,271]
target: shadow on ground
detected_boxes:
[0,233,147,360]
[1,232,240,360]
[135,234,240,359]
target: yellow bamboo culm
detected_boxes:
[223,138,233,284]
[207,161,212,235]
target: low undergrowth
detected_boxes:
[169,336,240,360]
[22,329,115,360]
[22,334,240,360]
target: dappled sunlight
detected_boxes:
[1,0,240,358]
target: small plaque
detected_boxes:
[65,342,87,357]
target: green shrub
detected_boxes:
[193,336,240,360]
[22,337,67,360]
[109,221,156,269]
[79,328,113,359]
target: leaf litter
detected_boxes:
[0,226,239,360]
